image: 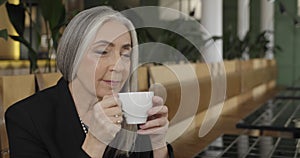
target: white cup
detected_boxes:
[118,91,154,124]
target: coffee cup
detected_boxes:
[118,91,154,124]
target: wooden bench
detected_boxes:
[0,75,36,158]
[148,59,277,158]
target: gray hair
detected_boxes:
[57,6,138,92]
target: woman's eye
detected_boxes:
[121,51,132,58]
[121,53,131,58]
[95,50,108,55]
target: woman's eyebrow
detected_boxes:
[93,40,131,48]
[122,43,132,48]
[93,40,114,46]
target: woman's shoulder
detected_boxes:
[5,86,58,117]
[5,78,69,119]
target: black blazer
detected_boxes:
[5,78,173,158]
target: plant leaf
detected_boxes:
[51,6,66,50]
[0,0,7,6]
[38,0,52,22]
[9,35,37,57]
[39,0,65,29]
[9,35,38,72]
[0,29,8,40]
[39,0,65,51]
[5,2,25,36]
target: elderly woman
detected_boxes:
[5,6,173,158]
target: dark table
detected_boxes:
[236,98,300,137]
[195,134,300,158]
[275,89,300,100]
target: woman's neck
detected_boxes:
[68,78,99,124]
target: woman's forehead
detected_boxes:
[94,20,131,43]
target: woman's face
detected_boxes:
[76,20,132,99]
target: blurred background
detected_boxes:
[2,1,300,158]
[0,0,297,86]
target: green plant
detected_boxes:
[249,30,282,58]
[0,0,66,73]
[136,19,206,63]
[223,26,251,60]
[159,20,204,62]
[223,28,282,60]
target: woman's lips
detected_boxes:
[102,80,121,87]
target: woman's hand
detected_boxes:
[137,96,169,150]
[88,95,123,144]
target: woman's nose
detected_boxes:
[109,53,125,72]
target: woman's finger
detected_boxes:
[152,96,164,107]
[100,95,121,108]
[137,126,165,135]
[109,116,123,124]
[137,120,169,135]
[139,117,168,130]
[148,105,168,116]
[103,106,123,117]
